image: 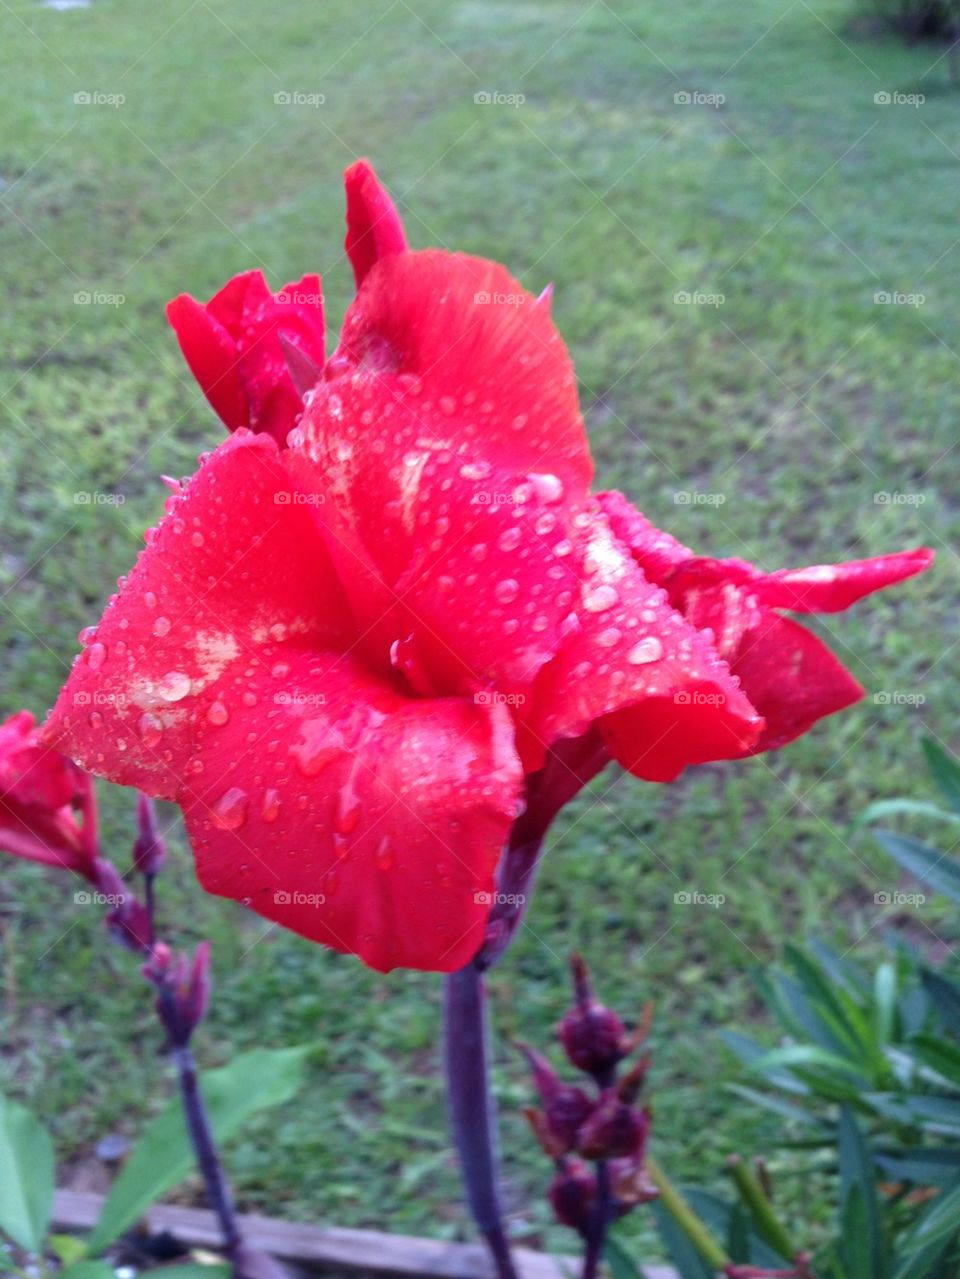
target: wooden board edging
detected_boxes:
[52,1188,678,1279]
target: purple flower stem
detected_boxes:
[443,963,518,1279]
[581,1159,611,1279]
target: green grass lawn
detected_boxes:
[1,0,958,1260]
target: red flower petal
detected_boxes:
[743,548,934,613]
[520,505,764,782]
[167,270,325,445]
[344,158,409,289]
[45,433,351,799]
[181,648,522,972]
[329,249,593,496]
[683,592,865,751]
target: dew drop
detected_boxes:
[211,787,248,831]
[87,642,107,670]
[144,591,157,609]
[152,616,172,638]
[157,671,191,701]
[261,788,281,823]
[627,636,664,665]
[497,527,522,553]
[138,712,163,747]
[271,662,290,678]
[88,711,103,729]
[459,460,491,481]
[207,700,229,726]
[494,578,520,605]
[583,584,619,613]
[78,625,97,647]
[597,626,621,648]
[528,472,564,504]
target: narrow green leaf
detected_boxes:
[899,1177,960,1256]
[0,1094,54,1252]
[875,962,898,1048]
[909,1034,960,1086]
[922,738,960,814]
[922,971,960,1037]
[859,799,960,830]
[605,1232,643,1279]
[651,1200,717,1279]
[60,1265,116,1279]
[876,1148,960,1188]
[89,1046,310,1253]
[874,832,960,905]
[726,1084,825,1128]
[838,1105,884,1279]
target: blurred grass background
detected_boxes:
[0,0,957,1259]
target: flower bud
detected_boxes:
[93,858,152,953]
[558,954,628,1081]
[144,940,212,1047]
[609,1155,658,1212]
[132,792,167,878]
[518,1042,594,1156]
[549,1157,596,1235]
[576,1089,649,1161]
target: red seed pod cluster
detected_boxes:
[522,955,656,1235]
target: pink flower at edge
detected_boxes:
[0,710,98,878]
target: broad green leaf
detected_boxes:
[0,1094,54,1252]
[874,832,960,905]
[89,1046,311,1253]
[922,737,960,814]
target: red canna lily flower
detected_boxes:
[43,161,933,973]
[0,710,98,878]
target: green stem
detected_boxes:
[726,1156,796,1261]
[646,1155,731,1270]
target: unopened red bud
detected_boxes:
[559,956,628,1080]
[93,858,152,953]
[144,940,213,1046]
[132,792,167,878]
[518,1042,594,1155]
[576,1091,649,1161]
[549,1157,596,1235]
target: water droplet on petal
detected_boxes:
[87,642,107,670]
[78,626,97,647]
[528,473,564,504]
[261,788,281,823]
[157,671,191,701]
[152,616,172,638]
[494,578,520,604]
[211,787,248,831]
[497,527,522,552]
[597,626,621,648]
[138,712,163,747]
[627,636,664,665]
[460,460,491,481]
[207,700,229,726]
[583,584,619,613]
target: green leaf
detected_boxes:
[922,737,960,814]
[49,1233,88,1264]
[922,971,960,1037]
[60,1265,116,1279]
[141,1268,231,1278]
[875,962,898,1049]
[726,1084,826,1128]
[860,798,960,830]
[651,1200,717,1279]
[605,1232,643,1279]
[909,1034,960,1086]
[89,1046,311,1253]
[899,1177,960,1256]
[876,1148,960,1188]
[838,1105,884,1279]
[0,1094,54,1252]
[874,831,960,905]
